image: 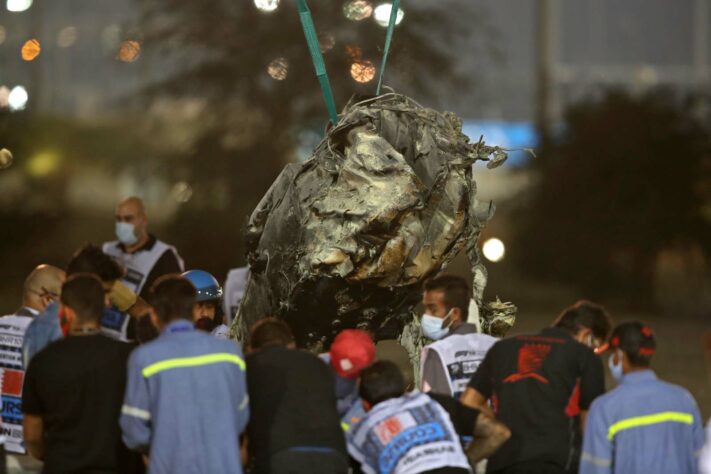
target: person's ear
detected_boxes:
[450,307,462,324]
[361,399,372,412]
[149,308,162,330]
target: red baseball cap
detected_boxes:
[330,329,376,379]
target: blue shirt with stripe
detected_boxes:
[120,319,249,474]
[580,369,704,474]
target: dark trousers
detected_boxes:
[0,444,6,474]
[490,461,566,474]
[263,448,348,474]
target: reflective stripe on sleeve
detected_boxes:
[341,422,350,432]
[122,404,151,420]
[581,452,611,468]
[607,411,694,440]
[142,353,246,377]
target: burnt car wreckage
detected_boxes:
[230,93,516,360]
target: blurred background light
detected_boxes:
[0,26,6,45]
[57,26,78,48]
[0,86,9,108]
[350,61,376,83]
[27,150,60,177]
[8,85,28,111]
[373,3,404,27]
[6,0,32,12]
[482,237,505,262]
[343,0,373,21]
[267,57,288,80]
[21,39,40,61]
[117,40,140,62]
[254,0,278,13]
[171,181,193,203]
[0,148,13,169]
[318,33,335,53]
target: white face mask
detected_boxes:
[608,350,624,382]
[421,310,453,341]
[115,222,138,246]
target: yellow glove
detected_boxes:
[109,280,137,312]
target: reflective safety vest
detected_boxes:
[422,333,497,398]
[347,392,471,474]
[103,240,184,295]
[0,309,35,454]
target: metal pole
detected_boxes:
[535,0,553,144]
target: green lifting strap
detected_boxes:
[376,0,401,95]
[296,0,339,125]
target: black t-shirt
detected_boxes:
[246,345,348,471]
[468,327,604,472]
[23,334,142,474]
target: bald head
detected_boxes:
[23,264,66,312]
[115,196,149,249]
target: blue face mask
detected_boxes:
[608,350,624,382]
[115,222,138,246]
[421,311,452,341]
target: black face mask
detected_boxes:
[195,317,217,333]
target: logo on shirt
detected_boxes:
[1,369,23,397]
[503,343,551,384]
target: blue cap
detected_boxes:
[181,270,223,302]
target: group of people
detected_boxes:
[0,196,710,474]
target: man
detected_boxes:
[320,330,376,430]
[103,196,184,300]
[223,266,249,327]
[0,265,64,456]
[348,360,511,474]
[461,300,612,474]
[580,322,704,474]
[22,274,141,472]
[245,318,348,473]
[182,269,229,339]
[120,275,249,474]
[23,244,149,361]
[421,275,498,399]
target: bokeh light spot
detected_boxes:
[254,0,279,13]
[6,0,32,12]
[0,148,13,169]
[343,0,373,21]
[171,182,193,203]
[267,57,288,81]
[21,39,40,61]
[8,85,28,111]
[373,3,404,27]
[117,40,140,62]
[27,151,60,177]
[350,61,376,83]
[319,33,335,53]
[0,86,9,108]
[482,238,505,262]
[57,26,78,48]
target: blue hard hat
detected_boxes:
[182,270,223,302]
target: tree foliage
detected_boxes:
[515,89,711,303]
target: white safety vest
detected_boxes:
[103,240,184,295]
[222,267,249,326]
[348,391,471,474]
[0,309,36,454]
[422,333,497,399]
